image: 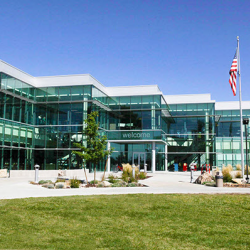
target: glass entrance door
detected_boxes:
[133,152,146,172]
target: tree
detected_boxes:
[73,111,112,185]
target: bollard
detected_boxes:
[132,164,135,179]
[190,165,194,183]
[215,175,223,187]
[34,164,40,183]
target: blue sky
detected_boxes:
[0,0,250,102]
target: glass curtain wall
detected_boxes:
[107,95,164,134]
[166,103,215,171]
[215,109,250,168]
[0,72,110,170]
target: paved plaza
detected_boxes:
[1,172,250,200]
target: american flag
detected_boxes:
[229,51,237,96]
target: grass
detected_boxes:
[0,194,250,249]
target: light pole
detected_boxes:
[243,118,249,183]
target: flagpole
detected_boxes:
[237,36,244,179]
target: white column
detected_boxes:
[205,112,209,164]
[107,141,111,172]
[152,142,156,173]
[82,97,88,147]
[165,143,168,172]
[151,104,155,130]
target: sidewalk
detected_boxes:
[1,172,250,200]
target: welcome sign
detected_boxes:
[107,131,162,140]
[122,132,151,139]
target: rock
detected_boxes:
[55,182,65,189]
[102,181,111,187]
[195,172,213,184]
[232,178,244,184]
[42,183,55,189]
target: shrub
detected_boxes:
[90,180,99,185]
[55,178,66,183]
[122,163,139,175]
[244,165,250,175]
[129,176,136,183]
[128,183,137,187]
[235,171,242,178]
[38,180,52,184]
[236,164,241,170]
[121,170,138,183]
[138,172,147,180]
[70,178,80,188]
[222,165,233,182]
[121,171,130,183]
[223,172,232,183]
[108,174,118,183]
[111,182,126,187]
[97,183,104,188]
[122,163,132,174]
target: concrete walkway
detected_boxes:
[1,172,250,200]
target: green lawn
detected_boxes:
[0,194,250,249]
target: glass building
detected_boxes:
[0,60,249,173]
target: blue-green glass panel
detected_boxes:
[120,96,130,109]
[45,150,57,170]
[59,87,71,101]
[46,104,58,125]
[142,96,153,109]
[131,96,142,110]
[131,111,142,130]
[15,79,22,97]
[0,92,4,118]
[119,111,131,130]
[59,103,71,125]
[5,95,13,120]
[22,82,31,99]
[46,127,58,148]
[142,111,151,129]
[36,88,47,102]
[6,75,15,94]
[84,85,91,100]
[34,127,46,148]
[154,96,161,108]
[71,103,83,125]
[71,86,84,101]
[35,104,46,125]
[109,97,119,110]
[57,126,70,148]
[155,110,161,129]
[47,87,59,102]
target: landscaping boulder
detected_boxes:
[232,179,243,184]
[194,172,213,184]
[55,182,65,189]
[42,183,55,189]
[102,181,111,187]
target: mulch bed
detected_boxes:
[223,183,250,188]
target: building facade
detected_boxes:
[0,60,249,172]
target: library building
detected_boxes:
[0,60,249,173]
